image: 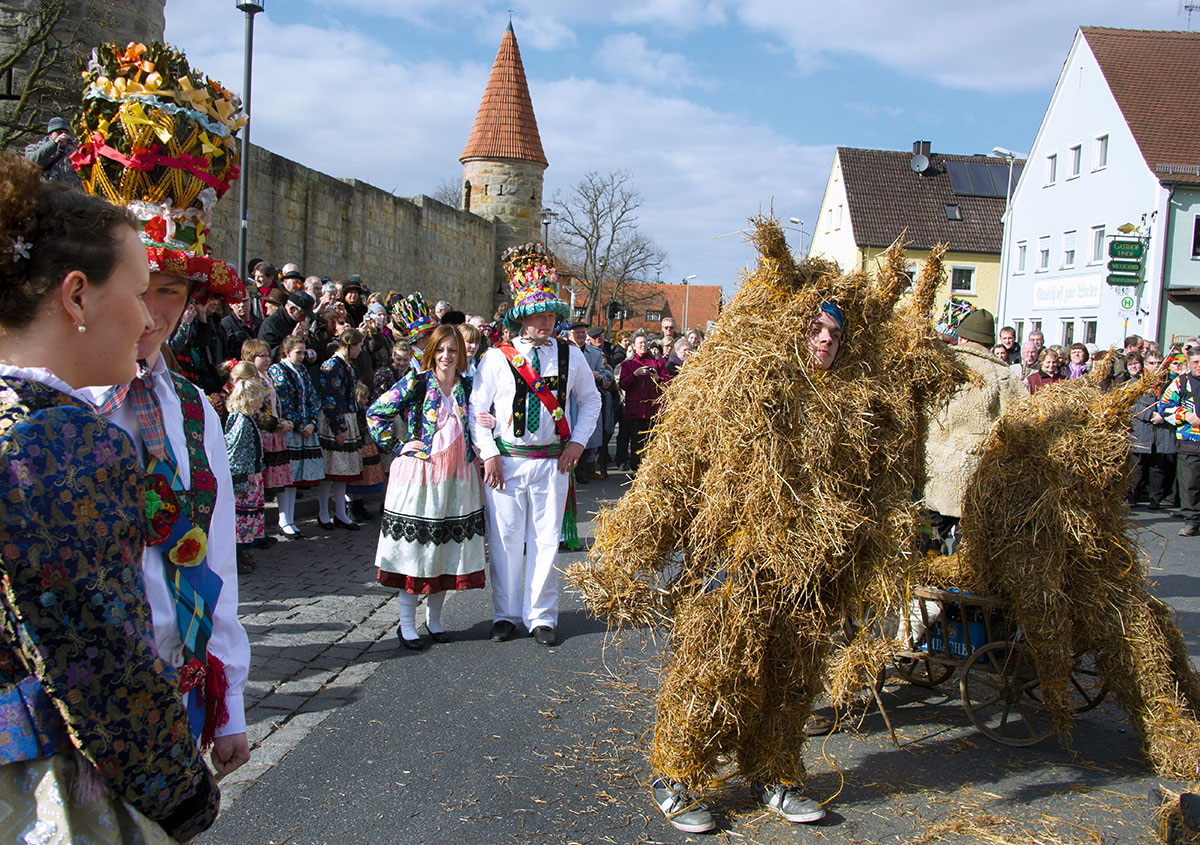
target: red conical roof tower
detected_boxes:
[460,22,547,166]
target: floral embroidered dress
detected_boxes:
[0,369,219,842]
[367,370,486,594]
[269,360,325,486]
[317,354,364,481]
[225,411,265,546]
[255,371,293,491]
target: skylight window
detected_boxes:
[944,204,963,221]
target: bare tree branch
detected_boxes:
[429,176,462,209]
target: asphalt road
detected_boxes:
[206,485,1200,845]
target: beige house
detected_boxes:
[809,142,1022,320]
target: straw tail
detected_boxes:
[873,236,912,313]
[748,215,799,290]
[911,244,948,322]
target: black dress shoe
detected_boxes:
[399,629,426,650]
[318,519,335,531]
[490,620,516,642]
[280,525,304,539]
[424,626,451,644]
[348,500,372,522]
[334,517,360,531]
[531,625,557,647]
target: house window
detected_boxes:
[1091,226,1106,263]
[834,204,843,229]
[1193,215,1200,259]
[1082,319,1097,345]
[1013,319,1024,342]
[1062,320,1075,346]
[1095,134,1109,169]
[824,208,831,233]
[1062,230,1076,268]
[951,266,976,294]
[1016,241,1027,273]
[1046,153,1057,185]
[1069,145,1082,178]
[1037,236,1050,271]
[944,203,963,221]
[1031,319,1042,335]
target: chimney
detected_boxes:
[918,140,931,157]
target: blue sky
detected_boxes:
[165,1,1185,297]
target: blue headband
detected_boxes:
[821,301,845,329]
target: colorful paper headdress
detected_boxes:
[501,242,569,331]
[934,295,977,341]
[392,292,437,343]
[72,41,246,304]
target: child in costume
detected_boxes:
[315,328,365,530]
[269,336,325,536]
[241,338,293,494]
[76,41,251,775]
[225,369,267,552]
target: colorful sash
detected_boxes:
[143,375,228,749]
[493,439,582,550]
[499,341,572,441]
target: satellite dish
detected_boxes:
[910,154,930,173]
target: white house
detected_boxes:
[997,27,1200,349]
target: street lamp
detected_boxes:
[681,274,696,329]
[539,207,559,246]
[990,146,1024,328]
[236,0,264,286]
[787,217,810,256]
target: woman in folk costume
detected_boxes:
[269,335,325,536]
[241,337,294,493]
[468,243,601,648]
[75,41,252,778]
[367,325,487,650]
[315,328,365,530]
[225,368,267,551]
[0,154,219,843]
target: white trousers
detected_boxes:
[483,456,568,630]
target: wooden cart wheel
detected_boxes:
[960,641,1054,746]
[1025,651,1108,714]
[895,654,954,687]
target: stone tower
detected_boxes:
[460,22,547,293]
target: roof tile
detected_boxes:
[460,24,547,166]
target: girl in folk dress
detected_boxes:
[316,328,365,530]
[269,336,325,537]
[367,325,486,650]
[241,339,293,494]
[225,375,267,551]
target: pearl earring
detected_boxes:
[77,324,86,333]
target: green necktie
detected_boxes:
[527,344,541,433]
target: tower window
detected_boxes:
[463,181,472,211]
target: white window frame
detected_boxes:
[1068,144,1082,178]
[1045,153,1057,185]
[834,204,843,230]
[1013,319,1024,343]
[1015,241,1027,273]
[1062,230,1076,269]
[1091,225,1106,264]
[1094,133,1109,170]
[1192,214,1200,260]
[1061,318,1075,347]
[950,265,977,295]
[824,207,831,233]
[1082,317,1098,345]
[1037,236,1050,272]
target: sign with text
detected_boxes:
[1032,275,1102,309]
[1107,259,1142,274]
[1109,239,1145,259]
[646,311,662,322]
[1106,274,1141,287]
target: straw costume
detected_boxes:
[469,243,601,644]
[569,219,966,823]
[77,41,251,752]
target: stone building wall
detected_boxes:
[208,144,498,316]
[0,0,166,146]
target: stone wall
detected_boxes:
[0,0,166,146]
[208,144,498,316]
[462,156,546,289]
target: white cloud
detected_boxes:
[612,0,728,30]
[596,33,706,88]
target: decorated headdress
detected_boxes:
[392,292,437,343]
[501,242,569,332]
[934,295,976,341]
[72,41,246,304]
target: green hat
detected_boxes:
[957,308,995,347]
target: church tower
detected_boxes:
[460,22,548,288]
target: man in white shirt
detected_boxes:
[469,244,601,647]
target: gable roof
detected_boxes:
[1082,27,1200,185]
[838,147,1014,254]
[460,23,548,166]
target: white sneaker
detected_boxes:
[754,783,826,823]
[651,777,716,833]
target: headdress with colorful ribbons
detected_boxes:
[502,242,569,332]
[934,295,976,341]
[392,292,437,344]
[72,41,246,305]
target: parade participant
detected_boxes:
[269,336,326,537]
[367,325,487,649]
[75,40,251,776]
[573,224,966,834]
[0,154,220,842]
[374,338,414,397]
[392,292,438,370]
[469,243,601,647]
[225,371,268,553]
[241,338,294,494]
[315,328,365,530]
